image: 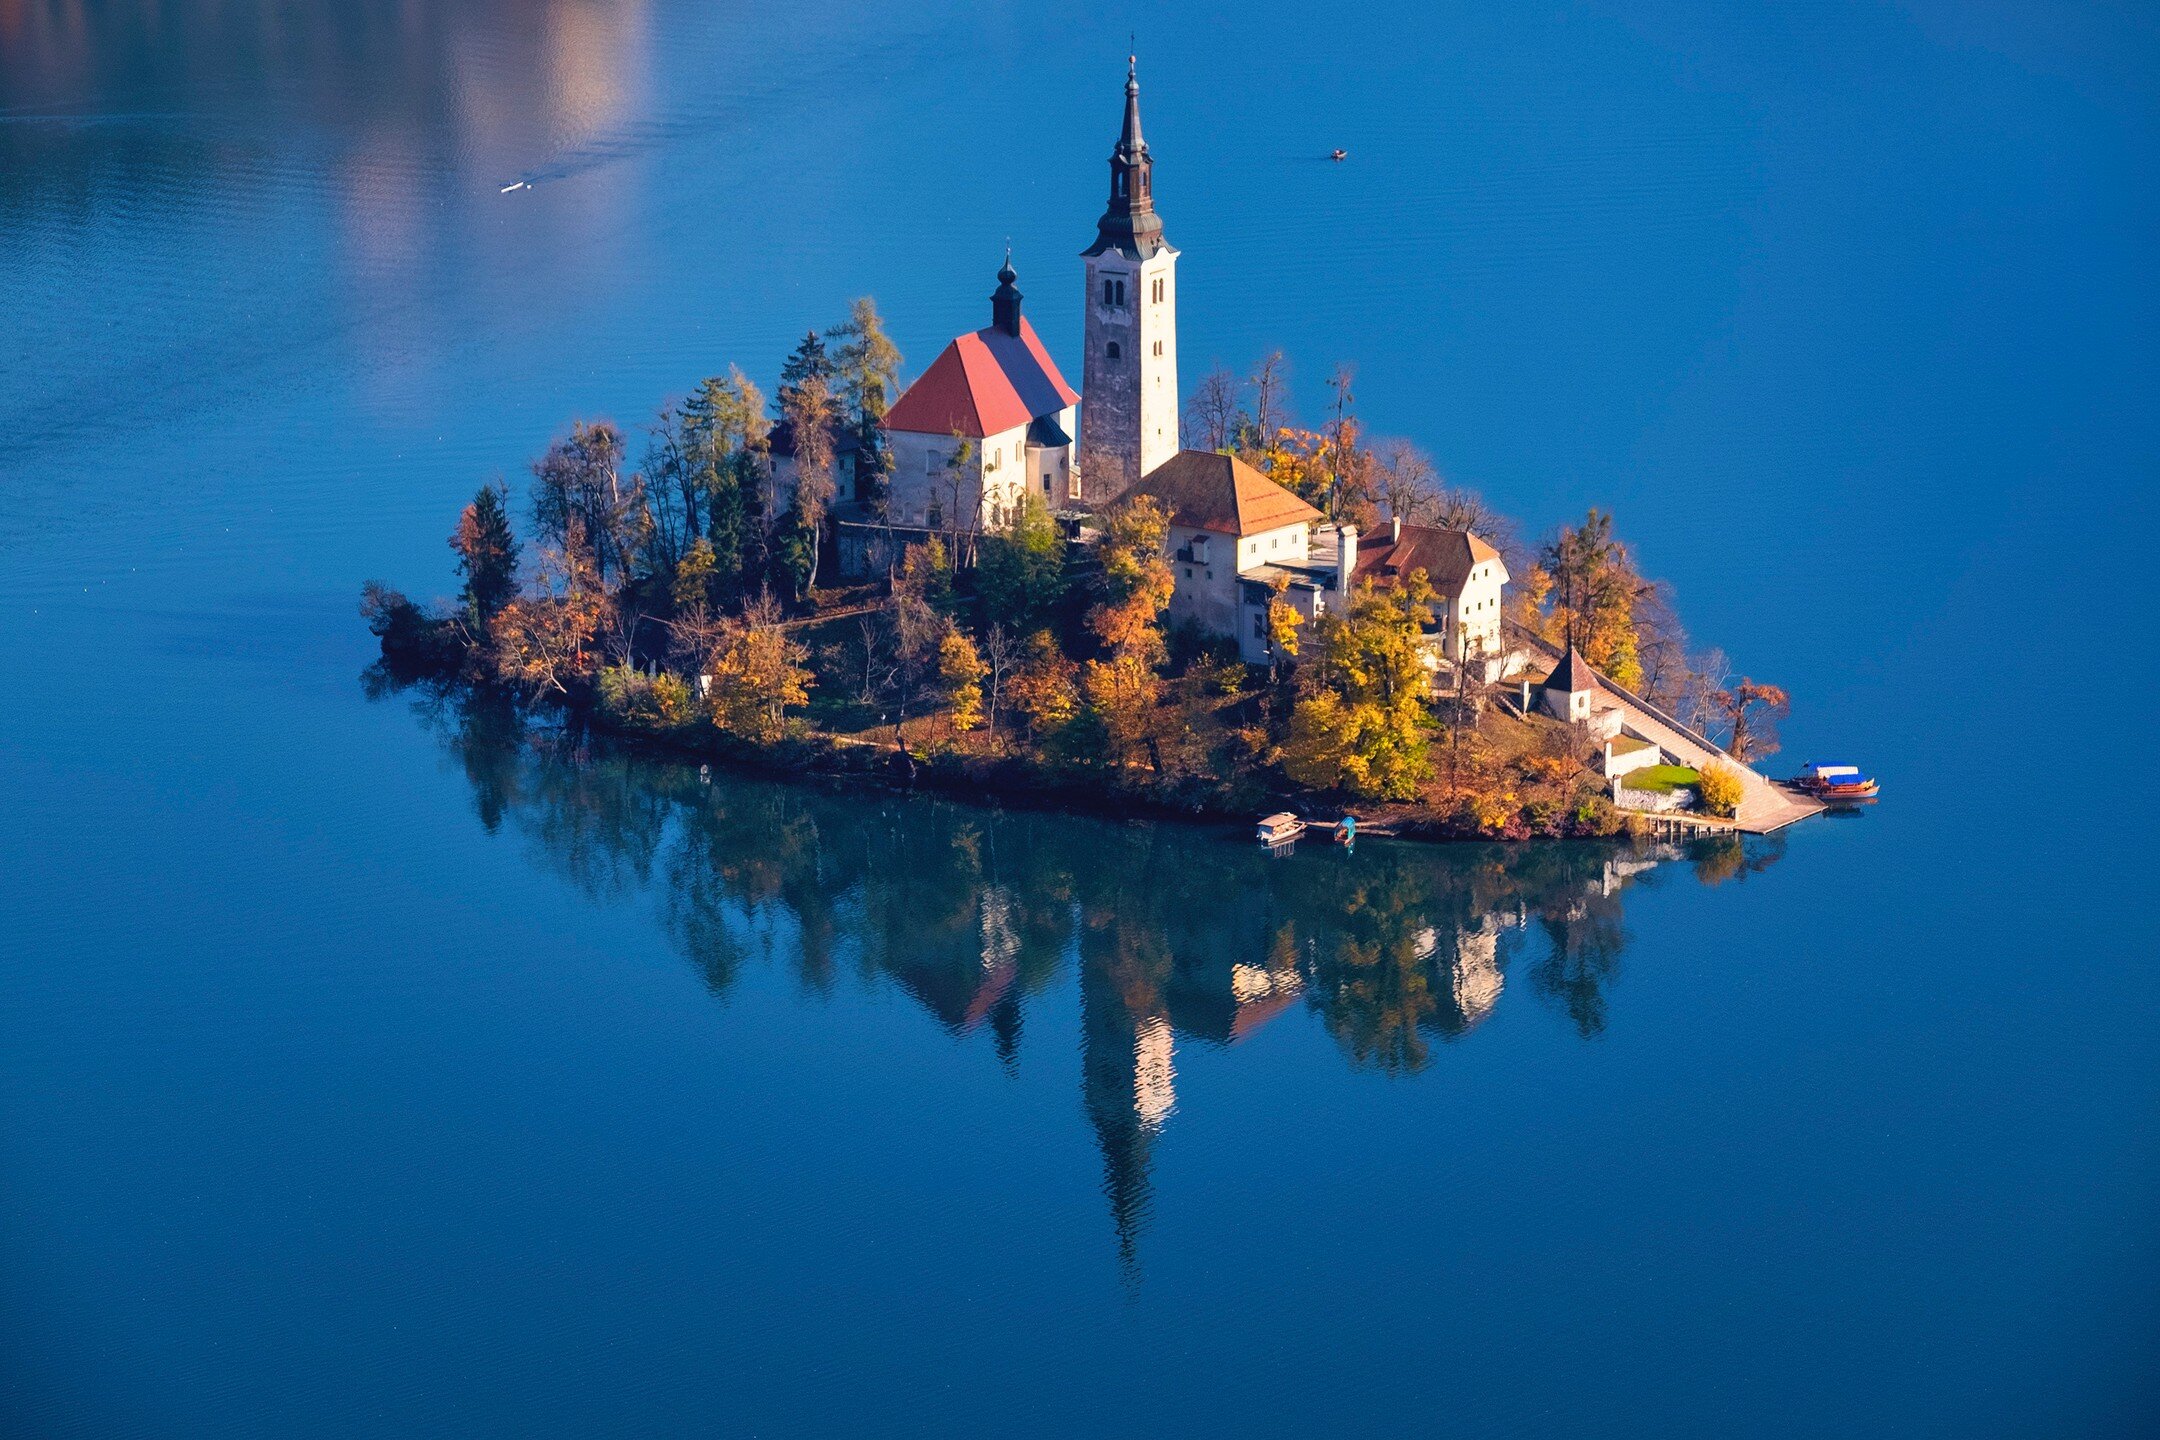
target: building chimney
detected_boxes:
[1336,523,1358,593]
[1391,513,1402,543]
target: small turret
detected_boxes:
[991,248,1022,337]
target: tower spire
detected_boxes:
[1085,51,1164,259]
[1120,50,1143,159]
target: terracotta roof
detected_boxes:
[1121,450,1322,537]
[882,316,1078,439]
[1348,523,1504,595]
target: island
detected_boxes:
[365,58,1823,844]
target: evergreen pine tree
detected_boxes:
[451,481,519,629]
[774,330,833,416]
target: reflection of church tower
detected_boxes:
[1079,946,1174,1271]
[1079,55,1180,502]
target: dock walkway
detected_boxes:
[1507,631,1823,834]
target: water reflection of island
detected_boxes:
[411,694,1784,1262]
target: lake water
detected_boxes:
[3,3,2157,1435]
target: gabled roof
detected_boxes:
[1544,645,1598,696]
[1349,523,1506,595]
[1121,450,1322,537]
[882,316,1078,439]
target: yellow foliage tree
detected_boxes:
[492,522,605,696]
[1083,496,1175,768]
[1005,630,1079,741]
[939,629,986,733]
[1536,509,1646,689]
[1282,572,1438,800]
[1696,760,1744,818]
[1265,574,1303,683]
[707,612,812,743]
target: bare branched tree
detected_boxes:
[1185,366,1242,452]
[1246,350,1288,450]
[980,623,1022,746]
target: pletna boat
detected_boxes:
[1256,812,1307,848]
[1791,763,1879,801]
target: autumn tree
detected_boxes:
[1283,572,1438,800]
[1080,497,1175,770]
[450,480,518,632]
[778,369,839,594]
[830,297,901,512]
[531,421,649,589]
[1319,364,1366,521]
[493,520,606,696]
[938,629,987,734]
[876,538,959,762]
[1713,678,1789,762]
[643,368,768,574]
[1696,760,1745,818]
[706,596,812,743]
[1263,574,1303,686]
[665,538,728,676]
[1005,630,1079,745]
[1537,509,1647,689]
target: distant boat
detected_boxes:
[500,180,527,193]
[1791,762,1879,801]
[1256,812,1307,849]
[1329,148,1349,162]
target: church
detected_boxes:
[869,59,1511,681]
[877,57,1179,530]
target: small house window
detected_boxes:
[1107,342,1120,360]
[928,504,942,528]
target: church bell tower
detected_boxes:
[1079,55,1179,503]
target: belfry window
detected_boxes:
[1152,278,1164,304]
[1103,277,1126,308]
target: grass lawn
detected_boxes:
[1625,764,1700,794]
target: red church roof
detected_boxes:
[883,316,1078,439]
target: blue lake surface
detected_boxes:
[3,3,2157,1435]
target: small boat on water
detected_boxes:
[1791,762,1879,801]
[1256,812,1307,849]
[1329,148,1349,162]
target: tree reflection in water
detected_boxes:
[384,681,1784,1265]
